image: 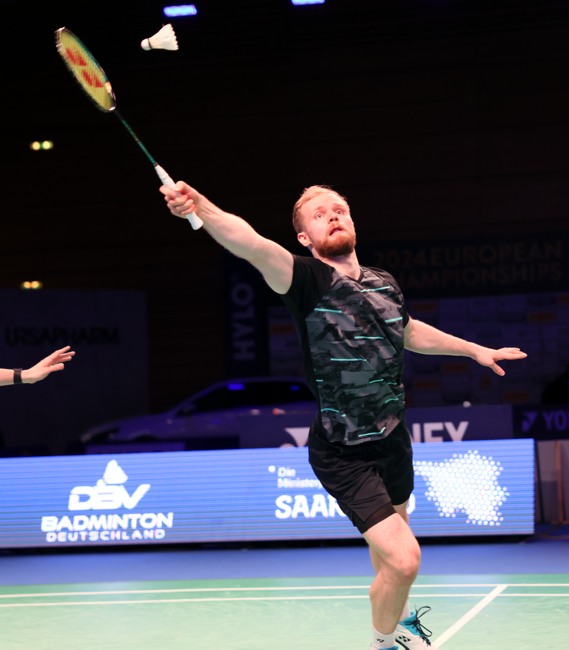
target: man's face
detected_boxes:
[297,192,356,258]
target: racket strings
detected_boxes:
[57,29,114,112]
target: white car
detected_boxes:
[80,376,316,450]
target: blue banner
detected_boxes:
[513,404,569,440]
[0,439,534,549]
[239,404,514,448]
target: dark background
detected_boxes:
[2,0,569,420]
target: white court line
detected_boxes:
[434,584,508,647]
[0,588,567,609]
[0,582,566,600]
[0,594,507,608]
[0,585,365,599]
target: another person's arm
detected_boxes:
[160,181,294,294]
[404,317,527,376]
[0,346,76,386]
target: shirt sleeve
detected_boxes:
[281,255,332,318]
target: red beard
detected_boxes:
[314,230,356,258]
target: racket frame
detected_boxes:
[55,26,203,230]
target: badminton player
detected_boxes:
[161,181,527,650]
[0,346,75,386]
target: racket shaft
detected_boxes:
[154,165,204,230]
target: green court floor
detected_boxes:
[1,573,567,649]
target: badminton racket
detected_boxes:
[55,26,203,230]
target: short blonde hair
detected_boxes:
[291,185,348,234]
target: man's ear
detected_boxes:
[297,231,312,249]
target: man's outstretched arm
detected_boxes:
[160,181,294,294]
[404,317,527,376]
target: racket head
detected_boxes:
[55,26,116,113]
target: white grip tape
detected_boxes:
[154,165,204,231]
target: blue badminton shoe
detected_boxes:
[394,606,439,649]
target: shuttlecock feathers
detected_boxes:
[141,24,178,51]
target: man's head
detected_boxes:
[292,185,347,233]
[292,185,356,258]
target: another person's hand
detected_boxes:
[22,346,76,384]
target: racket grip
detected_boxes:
[154,164,204,230]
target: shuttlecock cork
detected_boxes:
[141,24,178,51]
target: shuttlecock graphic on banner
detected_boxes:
[141,24,179,51]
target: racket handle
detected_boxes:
[154,164,204,230]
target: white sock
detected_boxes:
[370,626,396,649]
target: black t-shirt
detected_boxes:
[281,255,409,446]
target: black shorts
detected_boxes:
[308,423,414,534]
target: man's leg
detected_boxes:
[366,503,439,649]
[368,503,413,619]
[363,502,421,636]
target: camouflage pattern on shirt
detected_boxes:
[283,257,407,446]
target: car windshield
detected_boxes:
[177,380,315,415]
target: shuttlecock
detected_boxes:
[141,24,178,51]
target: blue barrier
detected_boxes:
[0,439,534,549]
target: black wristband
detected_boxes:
[13,368,23,385]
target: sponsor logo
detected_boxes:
[522,411,538,433]
[68,460,149,510]
[269,464,346,520]
[40,460,174,544]
[411,420,468,442]
[283,427,310,447]
[521,408,569,435]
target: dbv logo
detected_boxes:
[68,460,151,511]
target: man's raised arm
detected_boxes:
[160,181,294,295]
